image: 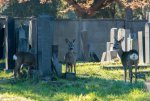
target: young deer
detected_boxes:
[64,39,76,74]
[113,37,139,83]
[13,51,36,79]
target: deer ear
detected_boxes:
[73,39,75,43]
[120,37,124,42]
[65,39,69,43]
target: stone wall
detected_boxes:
[14,18,147,62]
[52,19,147,61]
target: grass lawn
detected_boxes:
[0,62,150,101]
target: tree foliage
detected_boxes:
[0,0,149,18]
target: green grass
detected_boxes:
[0,62,150,101]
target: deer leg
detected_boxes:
[18,67,21,78]
[135,64,138,83]
[66,64,68,73]
[69,65,71,72]
[14,63,20,78]
[129,66,133,84]
[14,67,18,78]
[27,67,32,79]
[74,64,76,74]
[124,66,127,83]
[71,65,73,72]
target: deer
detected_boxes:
[64,39,76,74]
[13,51,36,79]
[113,37,139,84]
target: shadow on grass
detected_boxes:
[0,72,145,100]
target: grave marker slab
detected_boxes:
[118,29,130,51]
[101,52,106,62]
[37,15,54,77]
[138,31,144,64]
[110,28,118,44]
[145,23,150,64]
[127,37,132,51]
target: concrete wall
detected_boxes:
[53,19,147,61]
[14,18,147,62]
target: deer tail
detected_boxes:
[13,54,17,60]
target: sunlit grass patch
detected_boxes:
[0,93,34,101]
[0,62,150,101]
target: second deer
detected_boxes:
[64,39,76,74]
[113,37,139,83]
[13,51,36,79]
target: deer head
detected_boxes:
[65,39,75,51]
[113,37,124,51]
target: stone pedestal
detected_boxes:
[65,72,76,79]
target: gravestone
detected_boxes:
[118,29,130,51]
[138,31,144,64]
[80,30,89,61]
[18,26,27,52]
[65,72,76,79]
[37,15,54,77]
[29,18,38,69]
[101,52,106,62]
[0,26,4,59]
[5,17,16,69]
[29,17,37,52]
[127,37,132,51]
[145,23,150,64]
[106,42,111,61]
[51,45,62,77]
[146,12,150,22]
[131,32,138,51]
[149,12,150,22]
[110,28,118,44]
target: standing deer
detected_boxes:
[64,39,76,74]
[13,51,36,79]
[113,37,139,83]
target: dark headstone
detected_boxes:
[5,17,16,69]
[37,15,54,76]
[65,72,76,79]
